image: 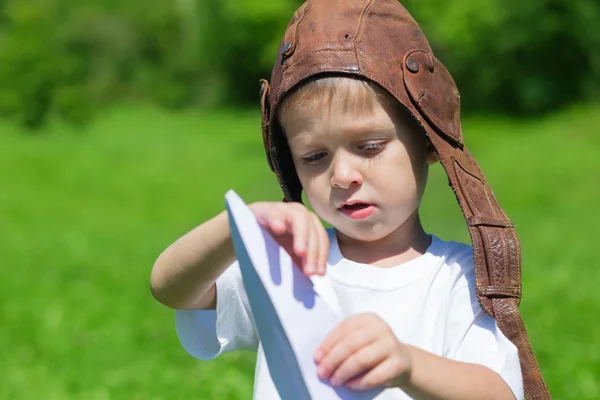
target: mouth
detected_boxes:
[339,202,376,219]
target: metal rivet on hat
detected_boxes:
[282,41,293,56]
[406,58,420,73]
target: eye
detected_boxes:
[358,142,386,153]
[301,152,327,165]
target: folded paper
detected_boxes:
[225,190,383,399]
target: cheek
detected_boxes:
[296,169,313,192]
[298,172,335,216]
[297,170,327,202]
[373,148,427,199]
[379,147,418,180]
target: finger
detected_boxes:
[267,207,288,235]
[252,203,269,225]
[272,232,301,266]
[315,314,378,362]
[328,340,388,387]
[316,326,378,381]
[314,216,329,275]
[287,205,309,258]
[345,355,410,391]
[303,219,319,275]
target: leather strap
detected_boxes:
[427,131,551,399]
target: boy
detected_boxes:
[152,0,548,398]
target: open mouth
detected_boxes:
[342,203,371,210]
[339,202,376,219]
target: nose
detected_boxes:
[330,153,362,189]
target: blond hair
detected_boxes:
[276,75,428,147]
[277,76,390,128]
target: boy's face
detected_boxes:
[281,89,438,243]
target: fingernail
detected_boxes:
[314,348,323,362]
[330,377,340,387]
[317,364,327,378]
[305,264,315,275]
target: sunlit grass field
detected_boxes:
[1,104,598,399]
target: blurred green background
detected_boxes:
[1,0,599,399]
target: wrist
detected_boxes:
[388,343,415,389]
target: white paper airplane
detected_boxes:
[225,190,383,400]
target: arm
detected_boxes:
[400,345,515,400]
[314,313,516,400]
[150,210,234,310]
[150,201,330,310]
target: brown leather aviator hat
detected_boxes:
[259,0,550,398]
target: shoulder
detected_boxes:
[430,235,476,290]
[431,235,473,270]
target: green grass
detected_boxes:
[1,103,598,399]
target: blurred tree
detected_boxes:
[408,0,600,114]
[0,0,597,129]
[0,0,95,128]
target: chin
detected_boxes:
[334,220,394,242]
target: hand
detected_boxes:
[249,201,328,276]
[313,313,412,391]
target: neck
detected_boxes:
[335,211,431,268]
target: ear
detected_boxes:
[426,140,440,165]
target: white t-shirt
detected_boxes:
[175,230,524,399]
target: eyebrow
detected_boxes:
[288,126,394,155]
[342,125,395,136]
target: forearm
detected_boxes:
[150,210,235,310]
[399,345,515,400]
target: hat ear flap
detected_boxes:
[259,79,303,203]
[402,50,463,148]
[271,119,303,203]
[259,79,276,172]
